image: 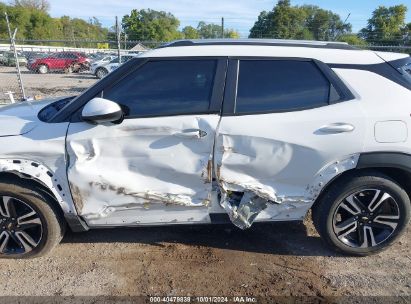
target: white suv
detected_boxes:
[92,55,138,79]
[0,39,410,258]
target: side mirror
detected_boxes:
[81,97,123,124]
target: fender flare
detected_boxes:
[357,152,411,173]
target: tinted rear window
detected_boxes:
[398,59,411,84]
[235,60,331,114]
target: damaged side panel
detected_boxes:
[0,121,77,215]
[66,115,220,226]
[215,102,366,229]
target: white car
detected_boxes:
[0,39,410,258]
[89,55,116,75]
[92,55,137,79]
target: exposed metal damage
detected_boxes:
[0,159,75,214]
[215,130,360,229]
[80,181,211,219]
[62,109,362,228]
[66,116,219,223]
[219,190,269,229]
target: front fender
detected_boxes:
[0,158,87,231]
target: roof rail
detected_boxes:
[158,39,357,50]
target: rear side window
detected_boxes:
[103,60,217,117]
[397,59,411,84]
[235,60,331,114]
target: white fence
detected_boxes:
[0,43,119,54]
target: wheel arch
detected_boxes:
[96,66,108,74]
[0,159,88,232]
[311,152,411,212]
[37,63,49,72]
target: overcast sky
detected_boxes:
[48,0,411,37]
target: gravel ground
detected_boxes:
[0,216,409,298]
[0,66,97,102]
[0,65,410,300]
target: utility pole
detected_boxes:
[124,33,127,50]
[334,13,351,41]
[71,27,77,48]
[5,12,26,101]
[115,16,121,62]
[221,17,224,39]
[343,13,351,26]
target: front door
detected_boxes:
[66,58,226,226]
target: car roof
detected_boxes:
[160,39,355,50]
[140,39,409,65]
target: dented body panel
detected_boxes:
[215,100,366,228]
[65,98,365,228]
[66,115,220,225]
[3,43,411,233]
[0,100,77,215]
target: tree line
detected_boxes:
[0,0,240,47]
[1,0,411,47]
[249,0,411,46]
[0,1,108,46]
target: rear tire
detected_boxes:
[312,172,410,256]
[64,65,73,74]
[0,180,65,259]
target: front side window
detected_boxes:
[103,60,217,117]
[235,60,331,114]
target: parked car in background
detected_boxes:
[88,52,109,61]
[24,51,48,62]
[0,51,5,64]
[0,51,27,67]
[93,54,117,64]
[89,55,116,76]
[93,55,137,79]
[27,51,90,74]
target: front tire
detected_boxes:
[95,67,108,79]
[312,172,410,256]
[0,180,65,259]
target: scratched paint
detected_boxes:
[0,98,364,229]
[66,114,220,222]
[0,99,77,214]
[214,105,365,229]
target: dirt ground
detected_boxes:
[0,66,97,103]
[0,215,409,299]
[0,65,410,301]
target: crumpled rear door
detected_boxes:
[215,59,366,229]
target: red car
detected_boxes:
[27,51,90,74]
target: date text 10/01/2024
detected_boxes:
[149,296,258,303]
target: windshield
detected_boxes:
[38,96,75,122]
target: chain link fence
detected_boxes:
[0,38,410,104]
[0,39,161,104]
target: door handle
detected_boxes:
[317,123,355,134]
[174,129,207,139]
